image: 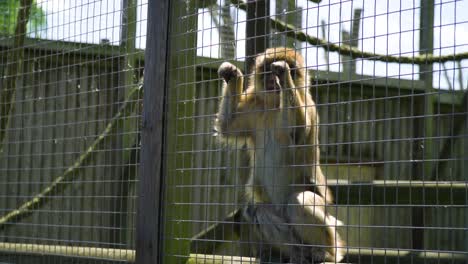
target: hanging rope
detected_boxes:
[231,0,468,64]
[0,86,142,228]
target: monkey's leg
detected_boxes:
[287,191,345,263]
[215,62,246,136]
[243,204,296,263]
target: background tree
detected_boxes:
[0,0,44,153]
[0,0,45,35]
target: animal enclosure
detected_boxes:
[0,0,467,264]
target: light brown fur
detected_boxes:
[215,47,344,263]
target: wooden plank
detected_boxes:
[0,242,134,262]
[64,65,78,242]
[0,38,145,65]
[54,66,66,242]
[39,62,55,242]
[188,250,468,264]
[77,65,90,245]
[160,0,198,263]
[118,0,139,247]
[21,62,35,239]
[272,0,302,48]
[135,0,171,262]
[6,61,26,240]
[97,62,111,244]
[31,59,47,244]
[245,0,270,71]
[0,242,466,264]
[334,180,467,206]
[412,0,435,250]
[88,63,100,244]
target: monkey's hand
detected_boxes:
[215,62,246,138]
[218,62,242,83]
[270,61,293,89]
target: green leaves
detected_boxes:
[0,0,46,35]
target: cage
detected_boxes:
[0,0,466,263]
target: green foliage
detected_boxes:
[0,0,46,35]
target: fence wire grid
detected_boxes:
[0,0,145,263]
[0,0,467,264]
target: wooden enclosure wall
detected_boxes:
[0,44,142,250]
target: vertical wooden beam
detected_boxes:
[162,0,197,263]
[210,2,236,59]
[412,0,434,250]
[135,0,170,263]
[120,0,137,94]
[419,0,435,177]
[341,8,361,77]
[246,0,270,72]
[118,0,138,247]
[272,0,302,49]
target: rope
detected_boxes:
[231,0,468,64]
[0,86,142,228]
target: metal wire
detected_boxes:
[0,0,145,263]
[169,0,468,263]
[0,0,467,263]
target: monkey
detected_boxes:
[214,47,344,263]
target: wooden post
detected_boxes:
[162,0,198,263]
[272,0,302,49]
[210,2,236,59]
[246,0,270,72]
[117,0,138,247]
[120,0,137,94]
[135,0,170,263]
[341,8,361,77]
[411,0,434,250]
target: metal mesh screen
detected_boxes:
[162,0,468,263]
[1,0,467,263]
[0,0,145,263]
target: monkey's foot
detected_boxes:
[218,62,242,83]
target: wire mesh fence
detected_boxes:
[0,0,467,264]
[0,0,145,263]
[163,0,468,263]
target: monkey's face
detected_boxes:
[254,60,300,101]
[259,63,282,93]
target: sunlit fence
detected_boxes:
[0,0,467,263]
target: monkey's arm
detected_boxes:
[271,61,310,134]
[215,62,251,138]
[272,61,333,202]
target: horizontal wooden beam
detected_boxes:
[333,180,467,206]
[3,242,463,264]
[188,248,467,264]
[0,242,134,262]
[188,254,257,264]
[0,36,145,62]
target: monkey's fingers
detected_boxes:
[270,61,290,75]
[218,62,242,83]
[270,61,292,88]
